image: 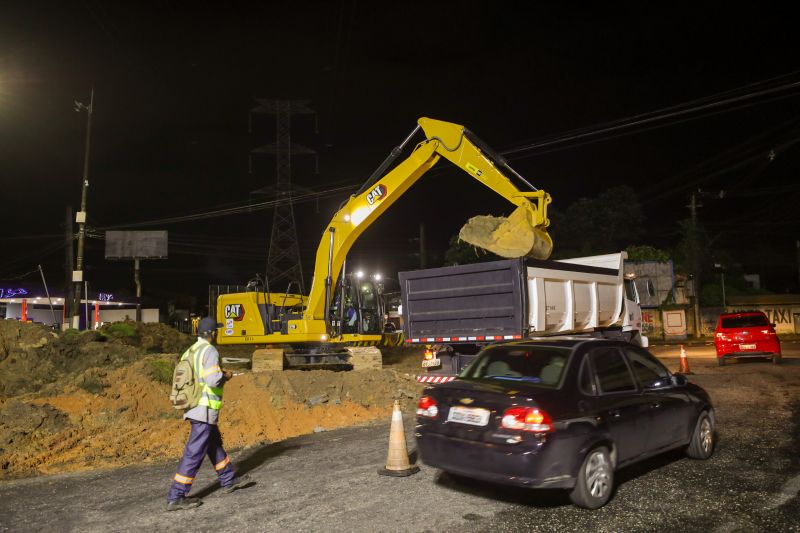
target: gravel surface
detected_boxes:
[0,347,798,532]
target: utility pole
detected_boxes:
[71,89,93,329]
[686,189,724,338]
[134,258,142,321]
[796,240,800,288]
[688,192,702,338]
[64,205,73,329]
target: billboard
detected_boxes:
[105,231,168,260]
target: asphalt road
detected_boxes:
[1,346,799,533]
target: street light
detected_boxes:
[714,263,726,308]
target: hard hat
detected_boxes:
[198,317,222,335]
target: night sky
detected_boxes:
[1,3,798,311]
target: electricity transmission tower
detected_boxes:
[249,99,317,294]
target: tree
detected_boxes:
[549,185,645,258]
[673,218,708,279]
[443,236,499,266]
[626,245,670,262]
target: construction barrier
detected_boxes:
[378,400,419,477]
[679,344,693,374]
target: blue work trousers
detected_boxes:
[167,419,237,502]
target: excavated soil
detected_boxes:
[0,322,424,479]
[458,205,552,259]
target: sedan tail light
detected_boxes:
[417,396,439,418]
[501,406,553,433]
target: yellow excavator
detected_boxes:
[216,117,553,370]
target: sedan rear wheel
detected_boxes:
[569,446,613,509]
[686,411,715,459]
[772,355,782,365]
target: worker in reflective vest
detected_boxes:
[166,317,253,511]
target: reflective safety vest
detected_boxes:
[181,339,224,411]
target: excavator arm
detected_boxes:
[300,117,552,332]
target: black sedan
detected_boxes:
[415,338,716,509]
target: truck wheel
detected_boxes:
[686,411,715,459]
[569,447,613,509]
[772,355,782,365]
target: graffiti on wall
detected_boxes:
[763,308,792,325]
[641,311,657,335]
[730,306,798,334]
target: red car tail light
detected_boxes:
[501,406,553,433]
[417,396,439,418]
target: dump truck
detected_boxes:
[399,252,648,379]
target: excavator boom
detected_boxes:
[303,117,552,325]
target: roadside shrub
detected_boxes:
[105,323,138,338]
[146,358,174,385]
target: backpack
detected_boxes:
[169,347,204,410]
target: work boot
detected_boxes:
[165,497,202,511]
[222,473,253,494]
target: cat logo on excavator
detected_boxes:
[224,304,245,321]
[366,184,387,205]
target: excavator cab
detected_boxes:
[329,273,384,337]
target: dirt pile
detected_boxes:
[0,321,194,396]
[0,321,426,479]
[0,357,423,479]
[98,321,195,353]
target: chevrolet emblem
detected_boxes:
[459,398,474,405]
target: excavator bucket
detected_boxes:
[458,205,553,260]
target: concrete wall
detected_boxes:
[3,303,160,327]
[3,305,60,325]
[700,305,800,335]
[625,261,676,308]
[725,305,799,334]
[99,308,159,324]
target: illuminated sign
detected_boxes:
[98,293,114,302]
[0,288,28,298]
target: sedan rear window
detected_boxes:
[459,346,571,387]
[720,315,768,328]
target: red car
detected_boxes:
[714,311,781,366]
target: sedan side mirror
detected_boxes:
[671,373,688,387]
[771,323,777,328]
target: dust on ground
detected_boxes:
[0,321,425,479]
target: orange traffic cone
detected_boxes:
[678,345,693,374]
[378,400,420,477]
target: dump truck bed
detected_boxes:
[400,254,626,344]
[400,259,526,343]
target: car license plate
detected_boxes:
[447,406,490,426]
[740,343,756,350]
[421,358,441,368]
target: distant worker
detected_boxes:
[166,317,252,511]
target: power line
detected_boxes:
[97,183,358,230]
[501,72,800,158]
